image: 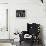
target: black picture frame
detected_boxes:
[16,10,25,17]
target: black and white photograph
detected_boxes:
[0,0,46,46]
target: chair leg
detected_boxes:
[20,41,21,45]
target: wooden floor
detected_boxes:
[19,41,43,46]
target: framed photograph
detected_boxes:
[16,10,25,17]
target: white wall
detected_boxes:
[8,0,46,46]
[0,0,8,3]
[9,0,45,43]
